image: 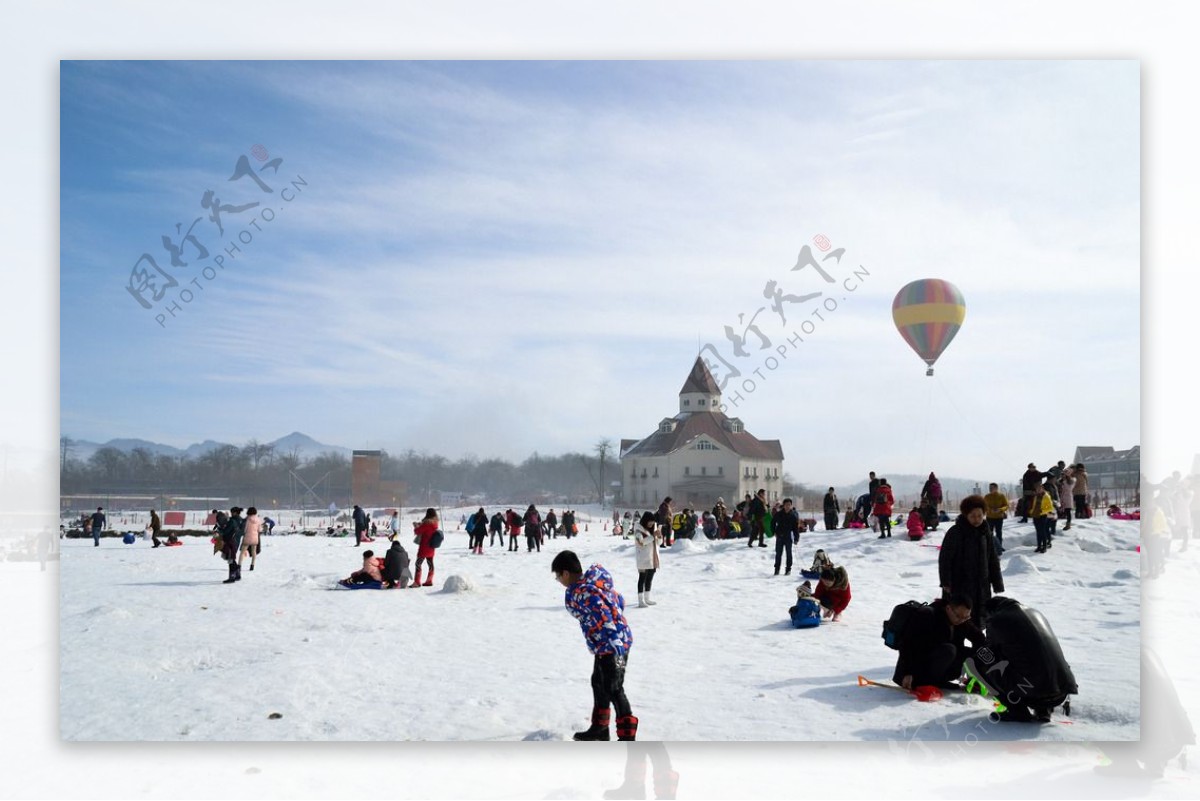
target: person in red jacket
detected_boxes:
[873,478,895,539]
[906,506,925,540]
[411,508,439,588]
[813,565,852,622]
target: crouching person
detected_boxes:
[383,537,412,589]
[552,550,637,741]
[893,593,985,691]
[814,565,852,622]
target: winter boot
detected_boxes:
[645,592,656,606]
[638,592,647,608]
[573,707,611,741]
[233,563,242,581]
[223,563,237,584]
[423,569,434,587]
[615,714,639,741]
[412,567,423,587]
[653,770,680,801]
[603,757,646,800]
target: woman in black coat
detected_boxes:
[938,495,1004,628]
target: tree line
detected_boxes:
[59,436,825,510]
[59,437,635,508]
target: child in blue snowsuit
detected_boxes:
[552,550,637,741]
[789,581,822,628]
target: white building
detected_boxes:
[619,357,785,510]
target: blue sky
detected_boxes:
[60,60,1139,485]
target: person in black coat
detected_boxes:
[771,498,801,575]
[220,506,245,584]
[383,538,411,588]
[938,495,1004,628]
[90,507,106,547]
[352,504,369,546]
[489,512,504,547]
[893,594,986,689]
[747,489,768,547]
[822,488,840,531]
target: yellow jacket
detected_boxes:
[1028,492,1055,518]
[984,492,1009,520]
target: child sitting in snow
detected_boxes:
[343,549,384,585]
[906,507,925,540]
[814,565,852,622]
[807,549,833,576]
[788,580,822,628]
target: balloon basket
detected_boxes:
[925,367,934,377]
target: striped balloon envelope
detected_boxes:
[891,279,966,376]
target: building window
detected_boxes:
[641,469,647,478]
[653,468,659,477]
[683,399,690,406]
[695,441,717,451]
[718,466,723,476]
[684,467,690,476]
[744,467,750,478]
[698,398,706,406]
[701,466,707,476]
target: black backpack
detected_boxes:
[882,600,928,650]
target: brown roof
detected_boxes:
[679,356,721,396]
[623,411,784,461]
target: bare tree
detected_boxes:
[60,436,73,472]
[594,438,613,506]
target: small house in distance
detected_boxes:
[619,357,784,510]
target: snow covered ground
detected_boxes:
[59,505,1139,742]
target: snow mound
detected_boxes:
[281,573,324,590]
[1075,536,1113,554]
[701,560,732,576]
[441,575,475,593]
[1112,569,1137,581]
[673,538,710,553]
[898,571,922,579]
[521,729,563,741]
[82,604,132,620]
[1003,555,1042,576]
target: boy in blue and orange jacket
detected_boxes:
[552,550,637,741]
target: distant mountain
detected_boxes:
[268,432,352,459]
[183,439,230,459]
[64,432,351,464]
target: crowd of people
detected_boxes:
[70,457,1147,744]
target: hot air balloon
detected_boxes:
[892,279,966,376]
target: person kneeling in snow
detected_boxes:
[344,550,384,585]
[814,565,852,622]
[906,507,926,540]
[552,550,637,741]
[383,537,412,589]
[893,593,986,691]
